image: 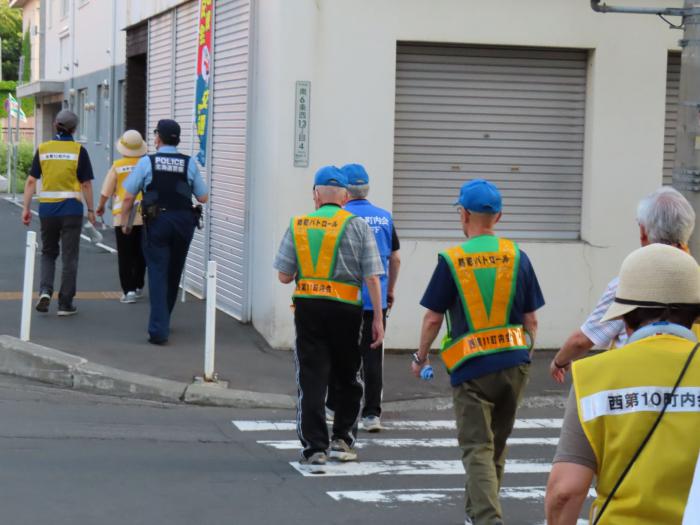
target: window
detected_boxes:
[393,43,587,240]
[116,79,125,136]
[61,0,70,19]
[95,85,103,142]
[59,36,69,73]
[663,52,680,186]
[77,88,87,140]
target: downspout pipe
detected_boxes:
[591,0,699,16]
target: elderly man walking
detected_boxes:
[545,244,700,524]
[411,179,544,525]
[274,165,385,473]
[550,187,696,382]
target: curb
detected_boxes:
[0,335,295,409]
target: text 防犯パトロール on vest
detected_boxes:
[291,207,361,305]
[439,235,528,372]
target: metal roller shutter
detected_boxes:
[393,43,587,240]
[174,0,206,297]
[208,0,252,320]
[147,11,174,151]
[664,51,680,186]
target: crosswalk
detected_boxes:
[232,415,593,523]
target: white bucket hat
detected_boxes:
[601,243,700,322]
[116,129,147,157]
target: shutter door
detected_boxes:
[664,51,680,186]
[174,0,206,296]
[147,11,174,150]
[208,0,251,320]
[393,43,587,240]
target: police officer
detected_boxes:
[22,109,95,316]
[274,166,385,473]
[120,119,208,344]
[327,163,401,432]
[412,179,544,525]
[546,244,700,524]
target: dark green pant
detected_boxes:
[452,364,530,525]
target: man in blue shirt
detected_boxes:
[411,179,544,525]
[120,119,208,344]
[327,163,401,433]
[22,110,95,316]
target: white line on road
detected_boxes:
[326,486,595,504]
[259,436,558,450]
[233,419,562,432]
[289,459,552,477]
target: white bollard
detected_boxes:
[180,272,187,303]
[204,260,217,381]
[20,231,37,341]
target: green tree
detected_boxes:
[21,29,30,81]
[0,0,22,81]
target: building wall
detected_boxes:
[249,0,682,350]
[16,0,41,82]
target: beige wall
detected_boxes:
[249,0,682,350]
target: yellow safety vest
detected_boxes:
[111,157,142,217]
[439,235,528,372]
[38,141,82,203]
[291,207,361,305]
[573,334,700,524]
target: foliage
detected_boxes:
[0,0,22,81]
[0,139,34,192]
[21,30,30,82]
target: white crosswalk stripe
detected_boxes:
[258,436,559,450]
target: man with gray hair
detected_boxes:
[550,186,696,382]
[274,165,385,473]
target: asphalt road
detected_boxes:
[0,374,588,525]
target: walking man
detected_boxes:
[327,163,401,432]
[274,165,385,472]
[22,109,95,316]
[96,129,148,304]
[120,119,208,344]
[411,179,544,525]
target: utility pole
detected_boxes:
[591,1,700,256]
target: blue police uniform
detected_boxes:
[123,144,208,343]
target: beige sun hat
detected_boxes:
[600,243,700,322]
[116,129,147,157]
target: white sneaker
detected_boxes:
[120,291,137,304]
[134,288,144,298]
[361,416,382,433]
[329,439,358,462]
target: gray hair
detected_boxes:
[347,183,369,199]
[314,185,347,201]
[636,187,695,244]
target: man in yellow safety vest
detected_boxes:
[546,243,700,524]
[21,110,95,316]
[411,179,545,525]
[96,130,147,304]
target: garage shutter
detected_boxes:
[174,0,206,297]
[664,51,680,186]
[393,43,587,240]
[208,0,252,320]
[147,11,174,150]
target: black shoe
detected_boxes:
[148,337,167,345]
[57,305,77,316]
[35,293,51,313]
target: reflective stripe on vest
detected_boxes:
[38,141,82,203]
[573,335,700,524]
[291,207,360,305]
[439,236,526,372]
[112,157,142,215]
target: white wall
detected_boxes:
[249,0,681,350]
[124,0,191,28]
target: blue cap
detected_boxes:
[455,179,502,213]
[342,164,369,185]
[314,165,347,188]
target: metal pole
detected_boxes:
[20,230,37,341]
[6,109,13,194]
[13,95,20,201]
[204,260,217,381]
[674,1,700,257]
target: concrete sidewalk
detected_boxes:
[0,198,568,408]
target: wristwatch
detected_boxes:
[412,352,427,365]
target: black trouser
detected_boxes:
[327,309,387,418]
[115,226,146,294]
[39,215,82,308]
[294,298,363,459]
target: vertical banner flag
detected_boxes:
[195,0,213,166]
[4,94,27,123]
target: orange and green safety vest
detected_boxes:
[111,157,142,217]
[291,206,361,305]
[38,141,82,203]
[439,235,528,372]
[573,334,700,524]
